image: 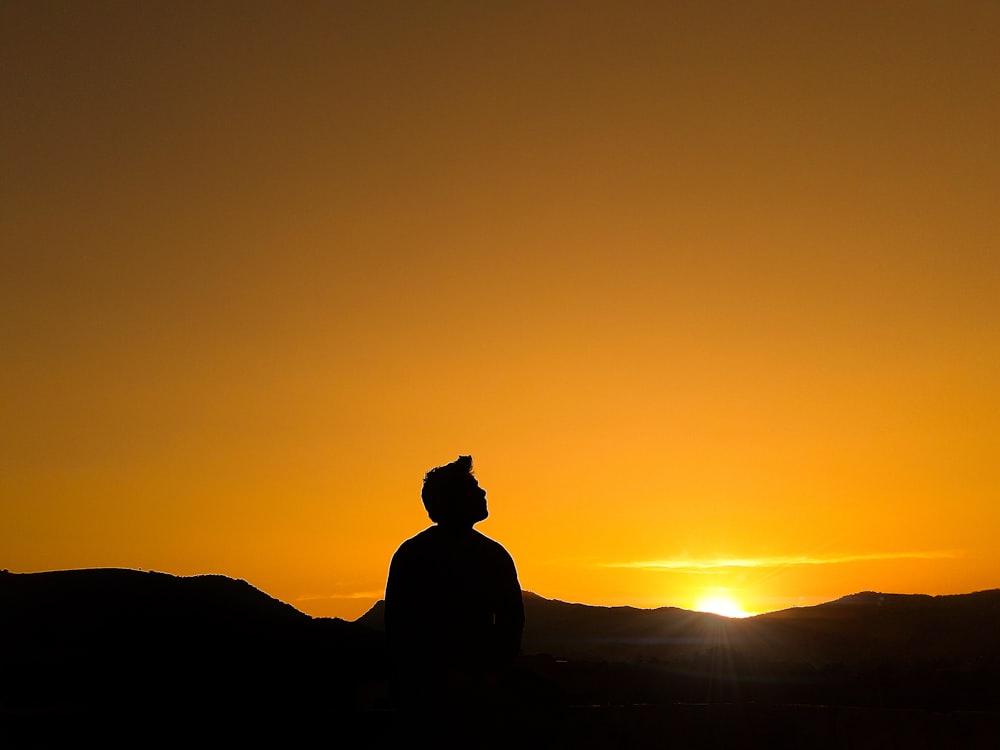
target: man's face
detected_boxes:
[463,477,489,524]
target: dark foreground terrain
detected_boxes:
[2,569,998,748]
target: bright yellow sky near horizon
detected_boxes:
[3,2,998,620]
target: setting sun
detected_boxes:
[694,592,752,619]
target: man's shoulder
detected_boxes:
[388,526,433,560]
[394,526,437,550]
[407,526,438,541]
[392,526,514,560]
[470,529,515,558]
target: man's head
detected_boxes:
[421,455,488,528]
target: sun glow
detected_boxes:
[694,592,752,618]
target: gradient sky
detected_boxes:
[3,1,998,619]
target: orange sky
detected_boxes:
[3,1,998,620]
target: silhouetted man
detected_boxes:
[385,455,524,716]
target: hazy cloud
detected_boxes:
[609,550,959,572]
[295,591,383,602]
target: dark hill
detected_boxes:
[1,568,306,637]
[740,589,1000,668]
[4,570,999,747]
[0,568,378,665]
[361,588,1000,711]
[0,569,386,746]
[359,591,729,661]
[362,588,1000,669]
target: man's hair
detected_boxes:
[422,455,474,524]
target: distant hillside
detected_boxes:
[360,587,1000,712]
[0,568,386,744]
[361,588,1000,666]
[0,568,376,660]
[359,592,728,661]
[3,569,999,747]
[1,568,307,635]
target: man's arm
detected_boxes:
[384,544,413,652]
[492,549,525,664]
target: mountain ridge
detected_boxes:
[360,585,1000,662]
[3,569,999,711]
[3,568,999,747]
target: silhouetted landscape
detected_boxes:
[2,569,998,748]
